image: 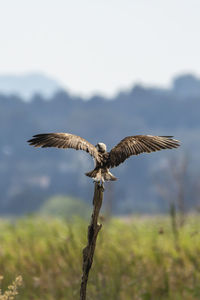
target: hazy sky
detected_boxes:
[0,0,199,96]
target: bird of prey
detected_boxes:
[28,133,180,187]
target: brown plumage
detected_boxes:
[107,135,180,168]
[28,133,102,163]
[28,133,180,186]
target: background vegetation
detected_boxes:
[1,215,200,300]
[0,73,200,216]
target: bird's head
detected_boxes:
[96,142,107,153]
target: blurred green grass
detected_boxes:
[0,216,200,300]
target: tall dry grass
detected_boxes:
[0,216,200,299]
[0,275,22,300]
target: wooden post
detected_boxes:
[80,183,104,300]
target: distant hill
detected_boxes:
[1,72,200,101]
[0,73,62,100]
[172,74,200,98]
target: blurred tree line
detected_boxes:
[0,74,199,215]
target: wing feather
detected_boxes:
[27,133,101,163]
[108,135,180,168]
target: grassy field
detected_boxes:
[0,215,200,300]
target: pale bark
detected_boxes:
[80,183,104,300]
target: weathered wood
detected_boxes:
[80,183,104,300]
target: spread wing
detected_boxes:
[108,135,180,168]
[27,133,102,163]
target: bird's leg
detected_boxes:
[92,173,104,190]
[93,179,104,191]
[100,179,105,191]
[93,179,102,188]
[93,179,100,184]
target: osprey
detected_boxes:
[28,133,180,187]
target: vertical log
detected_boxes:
[80,183,104,300]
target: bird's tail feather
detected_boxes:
[85,168,117,181]
[102,170,117,181]
[85,169,99,178]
